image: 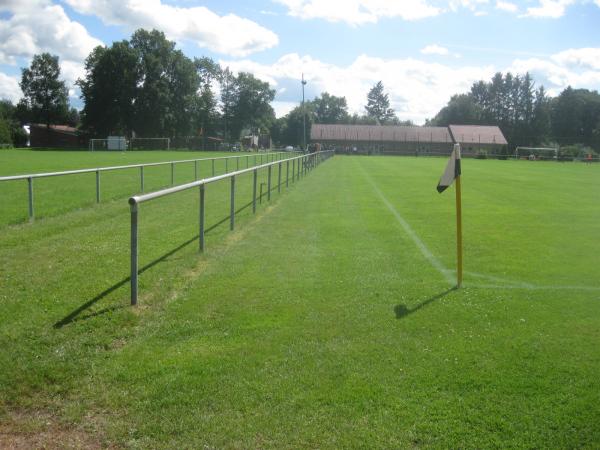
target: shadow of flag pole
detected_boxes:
[437,143,463,288]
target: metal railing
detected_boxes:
[0,152,296,221]
[128,150,334,305]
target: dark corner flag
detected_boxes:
[437,144,463,287]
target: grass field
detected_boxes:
[0,149,282,226]
[1,153,599,448]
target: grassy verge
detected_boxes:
[1,155,599,448]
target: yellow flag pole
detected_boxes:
[455,171,463,288]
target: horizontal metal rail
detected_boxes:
[0,151,295,181]
[1,151,297,221]
[128,150,334,305]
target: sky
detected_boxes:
[1,0,599,124]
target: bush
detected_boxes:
[475,149,488,159]
[0,118,11,145]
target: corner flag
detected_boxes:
[437,144,461,193]
[437,144,463,287]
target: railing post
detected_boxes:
[286,160,289,187]
[199,184,205,252]
[236,157,239,171]
[171,162,174,185]
[212,159,215,176]
[140,166,144,193]
[246,155,249,168]
[130,201,138,306]
[254,155,257,166]
[225,158,228,173]
[95,170,100,203]
[230,175,235,230]
[252,169,257,213]
[267,165,272,201]
[194,160,198,180]
[278,162,282,193]
[292,159,295,183]
[27,177,34,221]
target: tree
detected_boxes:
[78,42,139,136]
[78,29,200,138]
[193,57,220,140]
[365,81,396,124]
[219,67,237,142]
[312,92,348,124]
[428,94,482,126]
[130,29,199,137]
[274,102,315,146]
[229,72,275,140]
[0,118,11,144]
[19,53,69,126]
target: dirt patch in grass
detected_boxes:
[0,409,116,449]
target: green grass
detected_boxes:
[1,154,599,448]
[0,149,278,226]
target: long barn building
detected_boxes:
[310,124,507,156]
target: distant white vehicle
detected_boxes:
[285,145,294,151]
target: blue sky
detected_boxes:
[1,0,599,123]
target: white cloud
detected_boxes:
[272,101,297,117]
[64,0,278,57]
[449,0,489,12]
[552,47,600,71]
[221,53,494,123]
[522,0,576,18]
[273,0,442,25]
[0,0,103,100]
[495,1,518,12]
[0,0,102,65]
[0,72,21,103]
[421,44,450,55]
[507,50,600,92]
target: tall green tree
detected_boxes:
[130,29,199,137]
[78,41,139,136]
[230,72,275,140]
[19,53,69,126]
[365,81,396,124]
[312,92,348,124]
[428,94,482,126]
[193,57,220,139]
[219,67,237,142]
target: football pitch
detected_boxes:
[1,152,599,448]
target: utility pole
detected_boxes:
[302,73,307,151]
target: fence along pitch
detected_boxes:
[0,151,296,221]
[128,151,334,305]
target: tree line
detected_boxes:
[427,72,600,153]
[0,28,403,148]
[2,27,599,152]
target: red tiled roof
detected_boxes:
[448,125,507,145]
[310,124,452,143]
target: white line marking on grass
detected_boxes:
[357,162,455,285]
[464,271,536,288]
[356,160,600,293]
[465,283,600,291]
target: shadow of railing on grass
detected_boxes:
[394,287,457,319]
[54,198,259,328]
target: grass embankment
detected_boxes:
[1,156,599,448]
[0,149,281,225]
